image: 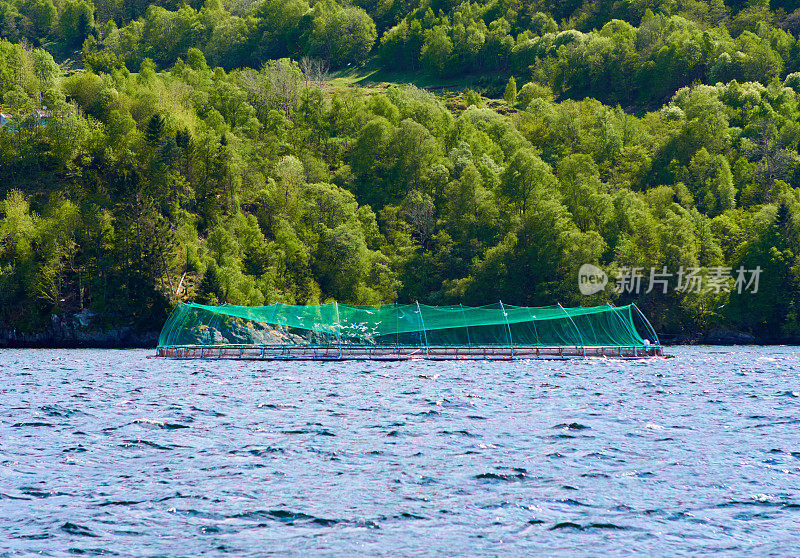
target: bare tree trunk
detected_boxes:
[175,271,186,298]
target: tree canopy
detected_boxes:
[2,0,800,341]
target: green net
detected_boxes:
[157,302,658,350]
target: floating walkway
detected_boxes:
[156,302,662,360]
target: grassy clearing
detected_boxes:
[329,61,513,96]
[327,61,519,117]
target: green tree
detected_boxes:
[21,0,56,38]
[351,116,397,207]
[59,0,95,47]
[254,0,307,60]
[421,26,453,76]
[500,148,558,215]
[465,89,481,107]
[727,201,800,337]
[308,3,376,68]
[687,148,735,216]
[31,48,58,90]
[453,198,605,306]
[204,15,257,70]
[145,113,165,146]
[504,75,517,105]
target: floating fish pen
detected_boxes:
[156,302,662,360]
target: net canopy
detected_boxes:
[158,302,659,350]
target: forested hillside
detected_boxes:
[2,0,800,342]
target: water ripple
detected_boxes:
[0,347,798,556]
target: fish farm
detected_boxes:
[155,302,662,360]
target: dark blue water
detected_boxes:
[1,347,799,556]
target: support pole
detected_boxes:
[583,308,599,346]
[334,301,342,358]
[499,300,514,358]
[558,303,585,358]
[607,303,639,351]
[631,303,660,348]
[206,310,223,351]
[416,301,429,358]
[162,302,185,348]
[459,303,471,349]
[525,306,540,347]
[269,302,282,351]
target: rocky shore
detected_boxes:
[0,311,158,349]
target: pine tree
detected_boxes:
[504,76,517,106]
[145,114,165,147]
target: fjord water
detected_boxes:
[2,347,799,556]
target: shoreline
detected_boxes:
[1,314,797,349]
[0,329,159,349]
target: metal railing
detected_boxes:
[156,343,662,360]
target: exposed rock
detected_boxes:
[701,329,758,345]
[0,312,158,348]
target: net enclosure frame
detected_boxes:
[156,302,662,360]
